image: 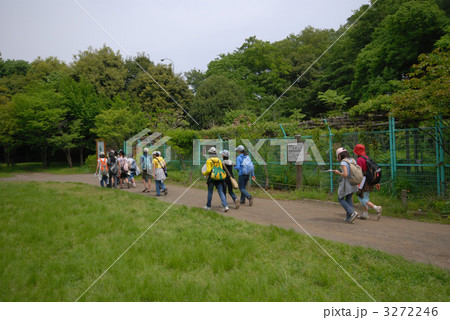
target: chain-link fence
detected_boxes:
[136,118,449,196]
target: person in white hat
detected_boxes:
[334,147,358,223]
[234,145,255,206]
[220,150,239,209]
[202,147,229,212]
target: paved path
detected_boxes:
[2,173,449,270]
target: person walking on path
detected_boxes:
[107,150,119,189]
[220,150,240,209]
[334,147,359,223]
[152,151,168,196]
[95,152,109,187]
[140,148,152,193]
[127,156,139,188]
[202,147,229,212]
[353,144,383,220]
[117,150,129,188]
[234,145,255,206]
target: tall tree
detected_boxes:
[189,75,246,129]
[127,63,193,129]
[71,45,127,98]
[91,96,148,150]
[12,81,66,167]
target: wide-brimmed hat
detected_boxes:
[208,147,217,155]
[353,144,366,156]
[336,147,347,159]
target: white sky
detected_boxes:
[0,0,369,73]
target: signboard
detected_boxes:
[95,139,105,159]
[288,142,305,164]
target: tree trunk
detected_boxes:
[262,164,269,189]
[405,130,410,174]
[3,146,13,167]
[80,145,84,166]
[65,149,73,168]
[41,148,48,168]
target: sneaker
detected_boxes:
[164,188,168,196]
[359,211,369,220]
[223,206,229,212]
[203,206,211,211]
[348,211,358,223]
[248,196,253,206]
[234,199,240,209]
[132,183,136,188]
[375,206,383,221]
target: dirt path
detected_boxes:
[2,173,449,270]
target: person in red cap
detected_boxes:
[353,144,382,220]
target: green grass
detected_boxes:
[0,162,90,177]
[0,181,448,301]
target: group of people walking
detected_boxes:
[95,148,168,196]
[334,144,382,223]
[202,145,255,212]
[95,142,382,224]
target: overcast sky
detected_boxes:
[0,0,369,73]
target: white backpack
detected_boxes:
[241,156,254,175]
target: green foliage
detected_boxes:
[166,128,199,168]
[84,154,98,171]
[1,0,449,167]
[318,89,350,112]
[350,31,450,124]
[91,96,148,150]
[71,45,127,98]
[189,75,246,128]
[0,58,30,78]
[352,0,448,100]
[184,68,206,94]
[127,63,193,129]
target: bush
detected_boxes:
[84,154,98,172]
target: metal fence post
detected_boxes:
[324,119,333,193]
[279,124,288,188]
[389,116,397,185]
[436,116,445,196]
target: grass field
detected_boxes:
[0,162,90,178]
[0,181,448,301]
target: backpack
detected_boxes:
[129,159,137,172]
[99,158,108,176]
[108,158,119,175]
[122,160,128,172]
[241,155,254,175]
[343,158,364,185]
[210,159,227,181]
[362,156,382,185]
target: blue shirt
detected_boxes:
[234,154,254,176]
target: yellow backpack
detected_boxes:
[209,158,227,181]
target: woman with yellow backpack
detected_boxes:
[202,147,229,212]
